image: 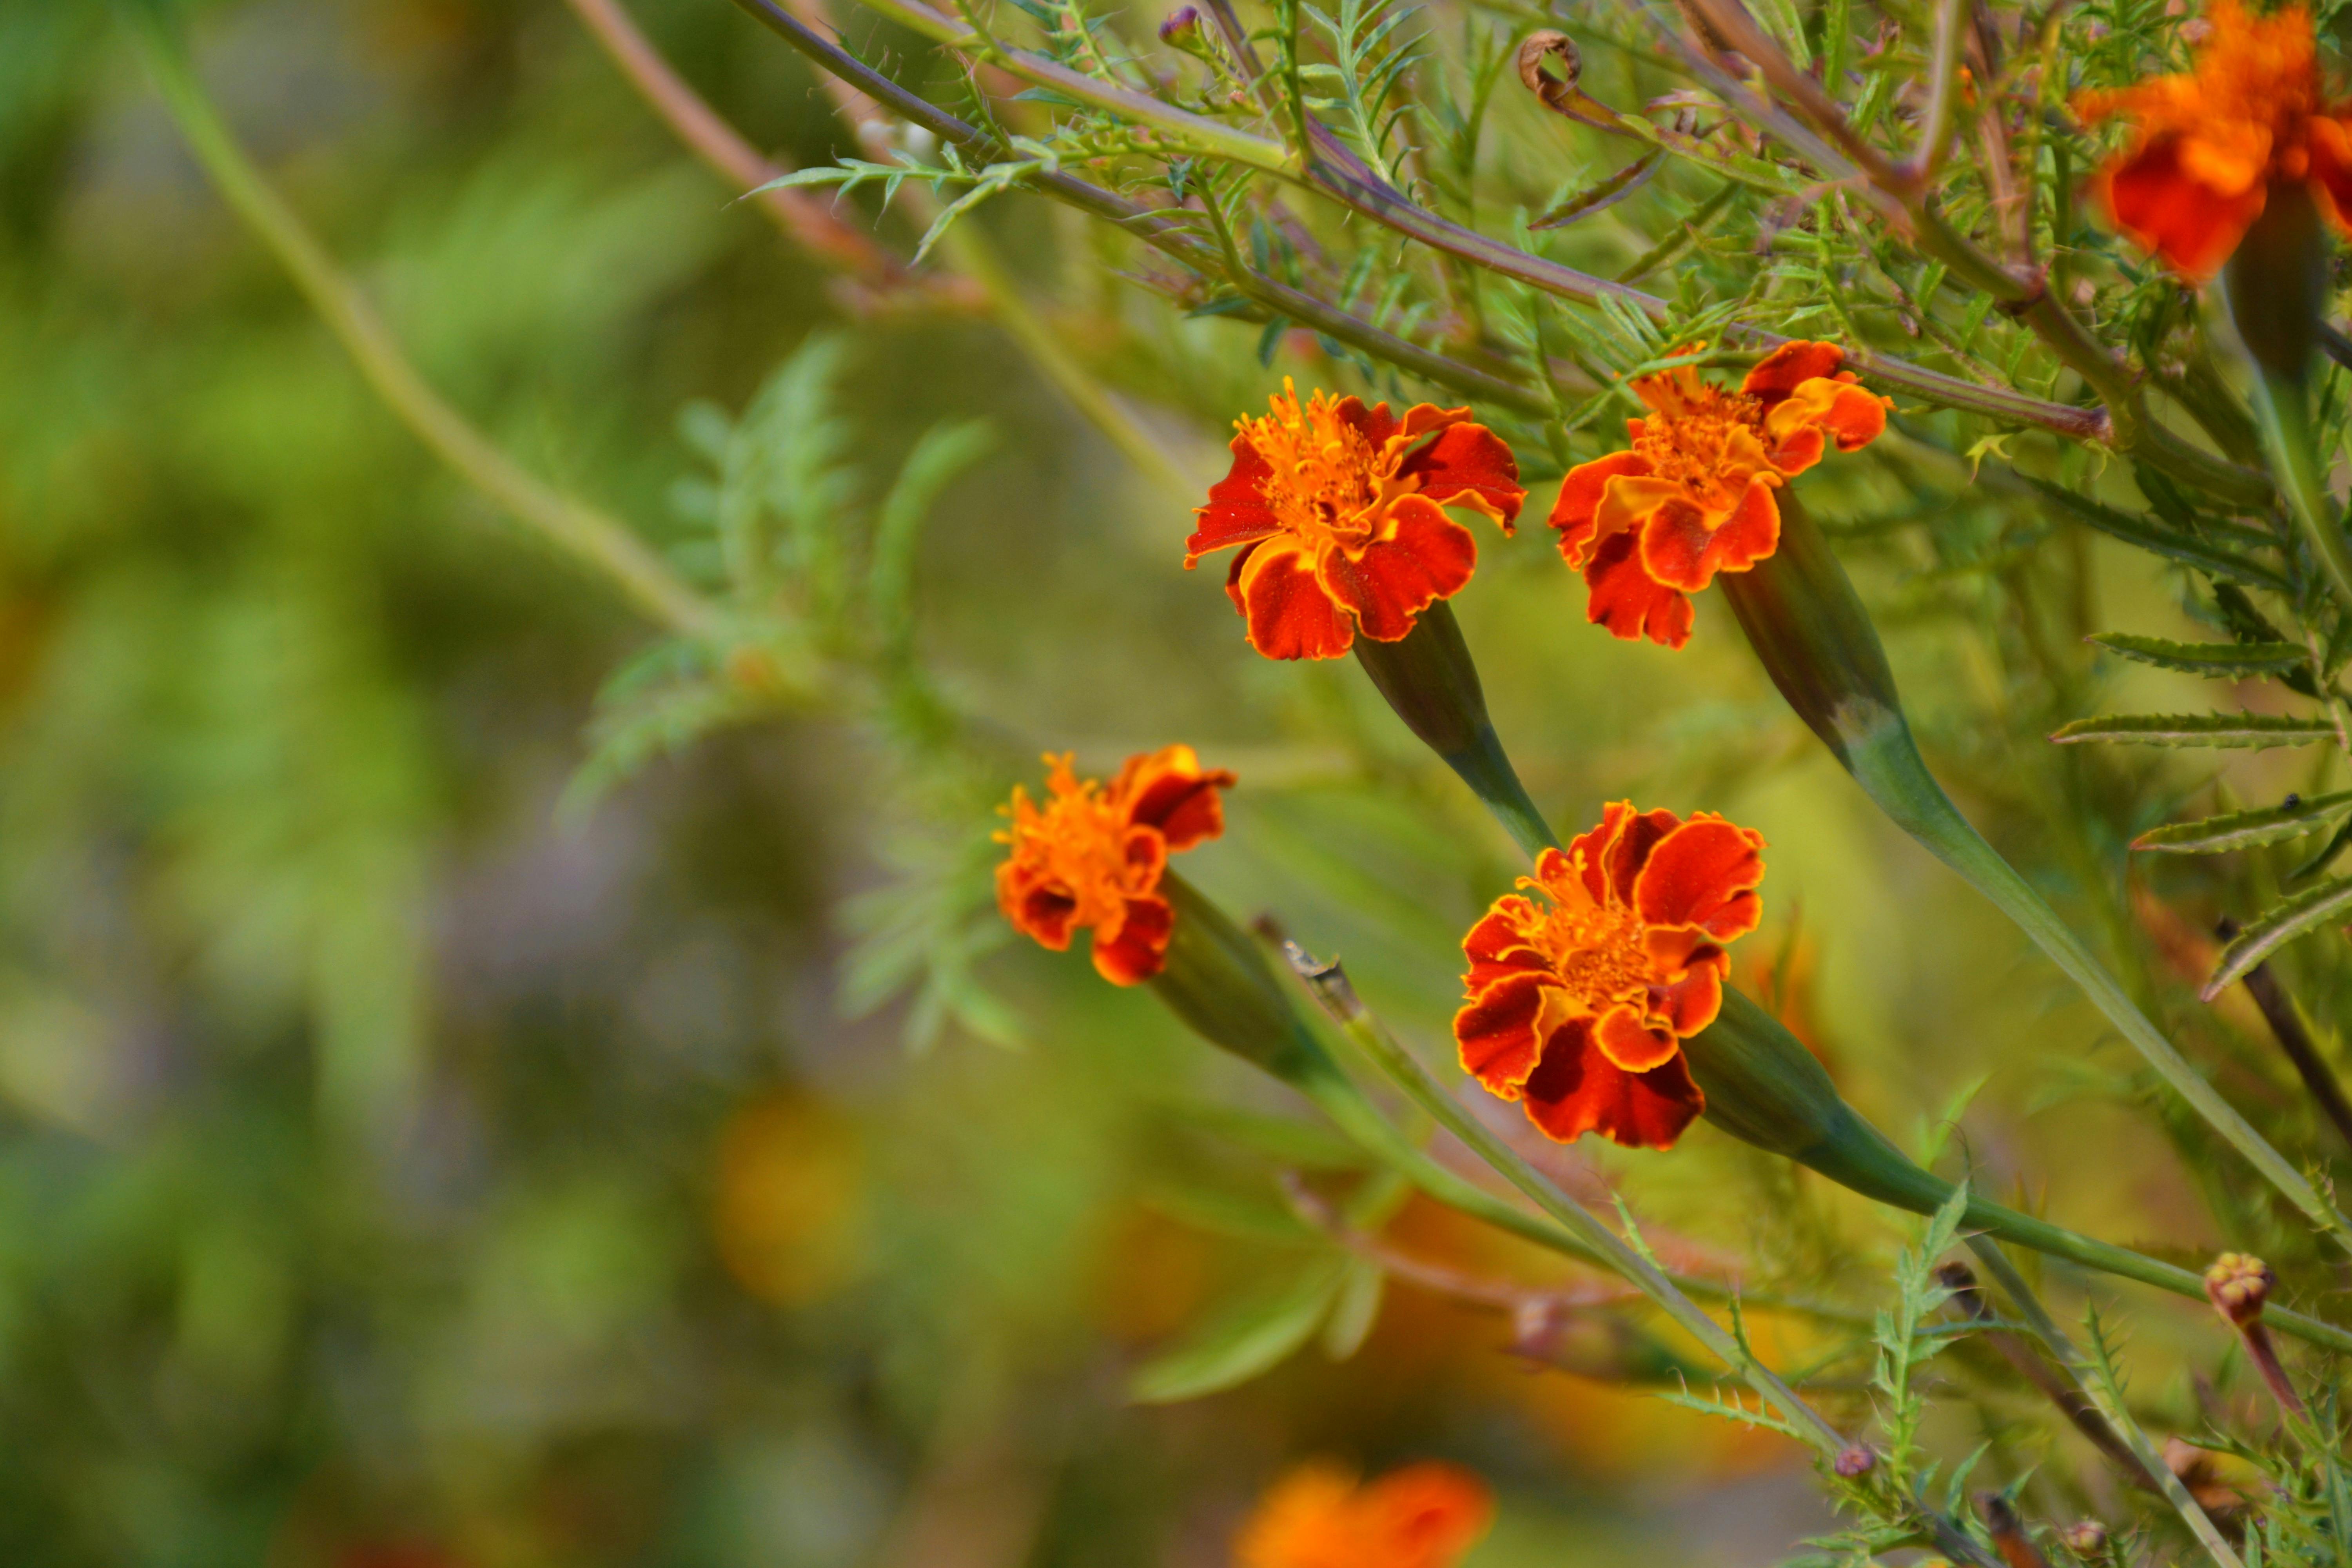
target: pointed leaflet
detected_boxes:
[2134,789,2352,853]
[2205,876,2352,998]
[2025,477,2291,594]
[2050,713,2337,748]
[1127,1255,1347,1402]
[1531,148,1665,230]
[2089,633,2309,679]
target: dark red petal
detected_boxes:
[1598,804,1684,908]
[1237,539,1354,659]
[1397,422,1525,530]
[1653,961,1725,1036]
[2311,118,2352,235]
[1741,341,1846,407]
[1091,895,1173,984]
[1593,1003,1679,1072]
[1334,394,1401,452]
[1548,450,1652,566]
[1115,746,1236,851]
[1582,531,1695,650]
[1223,543,1256,616]
[1462,895,1552,995]
[2100,135,2267,281]
[1186,435,1283,564]
[1523,1025,1705,1149]
[1317,496,1476,641]
[1454,971,1567,1093]
[1633,815,1768,934]
[1011,877,1080,950]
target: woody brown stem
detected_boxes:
[2215,918,2352,1154]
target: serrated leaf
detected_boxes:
[2049,712,2337,748]
[1153,1102,1371,1169]
[2205,875,2352,998]
[1127,1256,1345,1403]
[1321,1256,1384,1359]
[2025,477,2291,594]
[2290,814,2352,882]
[2088,633,2308,679]
[2132,789,2352,853]
[1530,147,1664,230]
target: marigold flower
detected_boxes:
[1235,1461,1493,1568]
[1548,343,1889,650]
[1454,801,1767,1149]
[1187,381,1525,660]
[2076,0,2352,280]
[995,746,1234,985]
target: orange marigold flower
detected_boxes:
[995,746,1234,985]
[1548,343,1889,650]
[2076,0,2352,280]
[1453,801,1766,1149]
[1186,381,1525,661]
[1235,1461,1493,1568]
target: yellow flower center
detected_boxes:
[1630,367,1768,496]
[1241,382,1396,548]
[998,757,1145,924]
[1532,898,1654,1013]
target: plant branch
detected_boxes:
[126,5,722,639]
[2216,917,2352,1154]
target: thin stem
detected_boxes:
[1965,1238,2244,1568]
[128,9,721,640]
[2246,363,2352,611]
[1911,0,1968,181]
[1286,946,1856,1461]
[724,0,1549,411]
[2216,918,2352,1154]
[1938,1262,2159,1490]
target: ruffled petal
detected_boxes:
[1633,815,1768,935]
[1591,473,1691,550]
[1581,531,1695,650]
[1236,537,1355,659]
[1593,1002,1680,1073]
[1318,495,1477,641]
[1741,341,1846,407]
[1635,481,1782,595]
[1651,959,1725,1036]
[1764,376,1891,463]
[1454,971,1575,1095]
[1091,894,1173,985]
[1548,450,1653,567]
[1112,745,1235,852]
[1397,421,1526,530]
[1521,1020,1705,1149]
[2100,134,2268,280]
[1000,865,1080,950]
[1596,802,1684,908]
[1462,894,1553,995]
[1334,394,1404,455]
[2307,116,2352,233]
[1361,1463,1494,1563]
[1559,814,1624,910]
[1187,435,1285,564]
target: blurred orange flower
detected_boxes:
[1187,381,1524,660]
[995,746,1234,984]
[1454,802,1766,1149]
[1235,1461,1493,1568]
[1548,343,1888,649]
[2077,0,2352,279]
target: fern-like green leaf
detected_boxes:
[2132,790,2352,853]
[2049,713,2336,748]
[2205,875,2352,997]
[2088,633,2308,679]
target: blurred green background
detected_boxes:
[2,2,2330,1564]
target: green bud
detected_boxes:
[2223,182,2324,388]
[1149,871,1321,1080]
[1351,600,1558,859]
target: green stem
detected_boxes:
[2246,366,2352,612]
[1287,952,1856,1459]
[1840,717,2352,1258]
[123,6,722,641]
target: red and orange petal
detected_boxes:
[1452,803,1766,1151]
[993,747,1234,985]
[1546,343,1885,650]
[1236,1461,1494,1568]
[1185,383,1524,661]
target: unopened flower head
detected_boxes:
[1549,342,1889,649]
[1236,1460,1493,1568]
[995,746,1234,985]
[1187,383,1524,659]
[1454,801,1766,1149]
[2077,0,2352,279]
[2204,1250,2276,1326]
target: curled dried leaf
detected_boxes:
[1517,32,1628,133]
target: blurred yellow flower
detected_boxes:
[712,1091,866,1307]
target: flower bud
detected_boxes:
[2222,182,2324,387]
[1149,871,1321,1079]
[1717,491,1903,773]
[1158,4,1201,44]
[1352,600,1557,858]
[2204,1251,2275,1327]
[2062,1521,2108,1556]
[1833,1446,1875,1478]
